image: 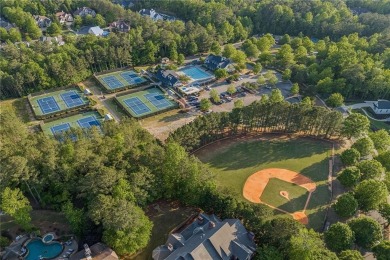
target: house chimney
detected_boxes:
[247,231,255,241]
[209,221,215,229]
[167,243,173,251]
[197,216,204,224]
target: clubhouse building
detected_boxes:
[152,213,256,260]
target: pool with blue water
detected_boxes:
[181,66,213,81]
[25,239,63,260]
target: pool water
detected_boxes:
[181,67,212,81]
[25,239,63,260]
[42,234,54,243]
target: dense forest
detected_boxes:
[0,0,389,100]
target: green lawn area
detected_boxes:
[353,109,390,131]
[195,136,331,230]
[261,178,309,213]
[132,201,197,260]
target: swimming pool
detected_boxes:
[25,239,63,260]
[181,66,213,81]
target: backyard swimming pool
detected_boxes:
[180,66,213,81]
[25,239,63,260]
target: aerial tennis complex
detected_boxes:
[95,69,147,92]
[28,88,89,118]
[41,111,104,137]
[116,87,177,118]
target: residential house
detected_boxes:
[155,69,181,87]
[139,9,175,22]
[152,213,256,260]
[109,20,130,32]
[55,11,74,25]
[88,26,104,36]
[372,100,390,115]
[73,7,96,18]
[34,15,52,28]
[203,54,234,72]
[39,36,65,46]
[0,16,14,31]
[70,243,118,260]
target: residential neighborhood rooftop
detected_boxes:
[204,54,232,71]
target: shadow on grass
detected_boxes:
[158,111,191,123]
[205,138,329,171]
[300,158,329,182]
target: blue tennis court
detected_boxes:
[144,93,172,109]
[181,66,212,80]
[101,75,124,89]
[51,123,71,135]
[37,97,60,114]
[123,97,151,115]
[120,71,145,85]
[60,91,85,108]
[77,116,101,129]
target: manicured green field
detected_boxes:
[260,178,309,213]
[195,136,331,230]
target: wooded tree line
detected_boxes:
[169,96,345,151]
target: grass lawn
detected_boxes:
[261,178,309,213]
[131,201,197,260]
[0,98,37,125]
[195,136,331,230]
[353,109,390,131]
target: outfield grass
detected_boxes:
[116,87,177,118]
[261,178,309,213]
[195,136,331,230]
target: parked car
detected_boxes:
[204,86,211,91]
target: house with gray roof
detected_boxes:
[203,54,234,72]
[373,99,390,115]
[152,213,256,260]
[155,69,181,87]
[0,16,15,31]
[139,9,176,22]
[33,15,52,28]
[73,7,96,18]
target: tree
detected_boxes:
[354,179,388,211]
[348,216,383,248]
[324,223,354,253]
[94,14,106,27]
[268,74,279,87]
[8,28,21,42]
[89,195,153,255]
[253,63,262,74]
[337,166,361,188]
[0,236,9,248]
[269,89,284,103]
[222,44,236,58]
[255,246,283,260]
[210,89,220,103]
[73,15,82,29]
[369,129,390,152]
[62,201,86,236]
[282,69,292,81]
[177,54,185,65]
[341,113,370,139]
[214,68,228,79]
[232,50,247,65]
[301,97,313,107]
[340,148,360,166]
[234,99,244,109]
[326,93,344,107]
[351,137,375,157]
[279,34,291,45]
[372,240,390,260]
[291,83,299,95]
[333,193,358,218]
[356,160,384,180]
[200,98,212,111]
[210,41,221,55]
[338,250,364,260]
[0,27,8,42]
[257,75,267,85]
[46,22,62,36]
[379,203,390,228]
[0,187,32,230]
[288,228,336,260]
[376,151,390,171]
[276,44,295,68]
[244,43,259,60]
[227,85,237,95]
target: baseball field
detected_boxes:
[195,135,332,230]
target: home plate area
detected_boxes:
[243,168,316,224]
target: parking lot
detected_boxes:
[186,69,293,113]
